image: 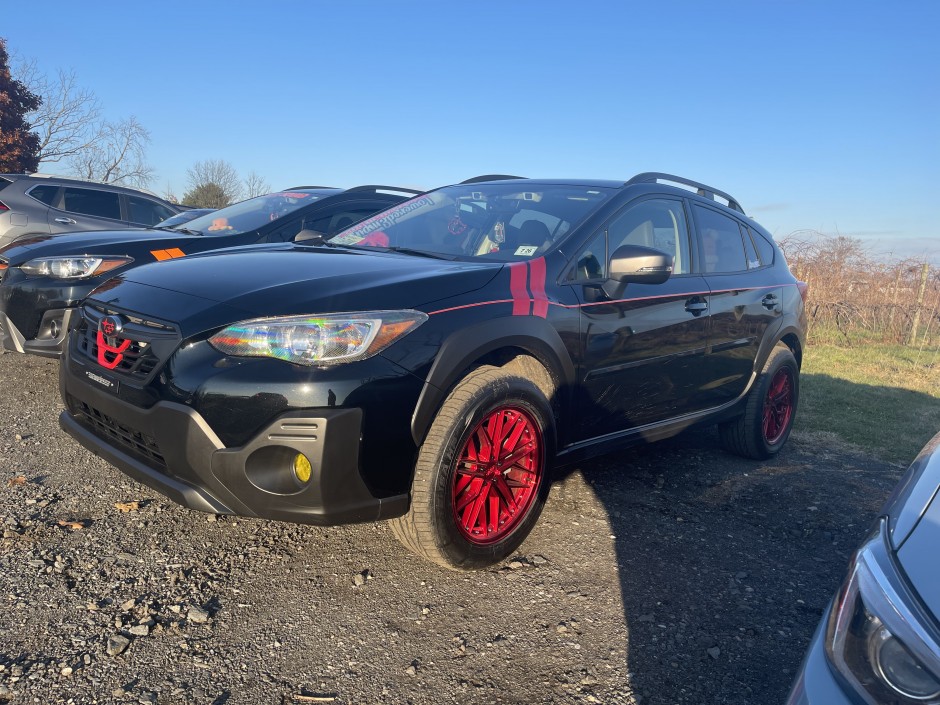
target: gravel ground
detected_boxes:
[0,350,905,705]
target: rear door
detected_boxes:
[573,196,710,439]
[51,186,125,234]
[693,203,782,407]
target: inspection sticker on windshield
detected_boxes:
[514,246,538,256]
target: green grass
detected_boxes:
[796,340,940,465]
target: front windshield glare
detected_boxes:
[181,191,322,236]
[328,184,613,261]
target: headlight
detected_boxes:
[20,256,133,279]
[208,310,428,366]
[825,518,940,703]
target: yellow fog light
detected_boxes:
[292,453,312,484]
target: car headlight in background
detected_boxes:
[208,310,428,366]
[825,518,940,703]
[20,256,133,279]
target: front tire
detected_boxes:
[390,365,554,569]
[719,343,799,460]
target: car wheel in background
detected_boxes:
[719,343,799,460]
[390,365,553,570]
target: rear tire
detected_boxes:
[390,365,554,570]
[719,343,799,460]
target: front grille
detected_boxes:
[76,303,179,381]
[71,396,166,469]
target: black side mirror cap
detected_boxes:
[602,244,673,299]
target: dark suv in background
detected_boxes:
[0,174,184,248]
[0,185,419,357]
[58,173,808,569]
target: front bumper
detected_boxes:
[59,355,409,525]
[0,306,73,357]
[785,603,855,705]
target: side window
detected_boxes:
[568,198,690,281]
[748,226,776,265]
[62,188,121,220]
[303,207,382,238]
[608,198,690,275]
[127,196,175,226]
[28,185,59,206]
[740,224,761,269]
[266,216,306,242]
[694,205,747,273]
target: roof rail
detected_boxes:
[626,172,744,213]
[459,174,526,184]
[16,172,164,199]
[343,185,425,196]
[283,185,338,190]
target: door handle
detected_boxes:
[54,217,77,225]
[685,300,708,315]
[761,294,779,310]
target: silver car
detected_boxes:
[787,431,940,704]
[0,174,182,248]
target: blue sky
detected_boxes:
[3,1,938,261]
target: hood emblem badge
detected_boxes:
[97,316,130,370]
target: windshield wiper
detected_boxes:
[155,226,201,235]
[381,246,456,260]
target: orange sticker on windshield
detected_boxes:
[151,248,186,261]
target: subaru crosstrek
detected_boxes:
[58,173,808,569]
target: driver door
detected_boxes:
[573,197,710,441]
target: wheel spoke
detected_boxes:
[494,476,518,508]
[464,488,488,532]
[455,477,484,512]
[488,494,501,534]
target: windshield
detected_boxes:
[155,209,215,229]
[328,184,614,261]
[181,191,326,236]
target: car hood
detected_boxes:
[0,228,179,264]
[893,433,940,623]
[89,246,502,338]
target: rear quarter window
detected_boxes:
[28,184,59,206]
[748,226,776,265]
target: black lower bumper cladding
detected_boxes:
[59,359,409,525]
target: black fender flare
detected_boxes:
[755,315,805,374]
[410,316,577,447]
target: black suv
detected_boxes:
[58,174,807,569]
[0,174,183,248]
[0,185,419,357]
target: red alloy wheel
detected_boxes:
[451,406,543,545]
[762,368,794,445]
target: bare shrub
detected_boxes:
[779,231,939,347]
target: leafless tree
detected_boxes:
[19,63,101,165]
[185,159,243,205]
[69,116,154,188]
[243,171,271,198]
[13,54,154,186]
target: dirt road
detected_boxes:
[0,351,901,704]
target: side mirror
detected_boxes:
[294,229,327,244]
[602,244,673,299]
